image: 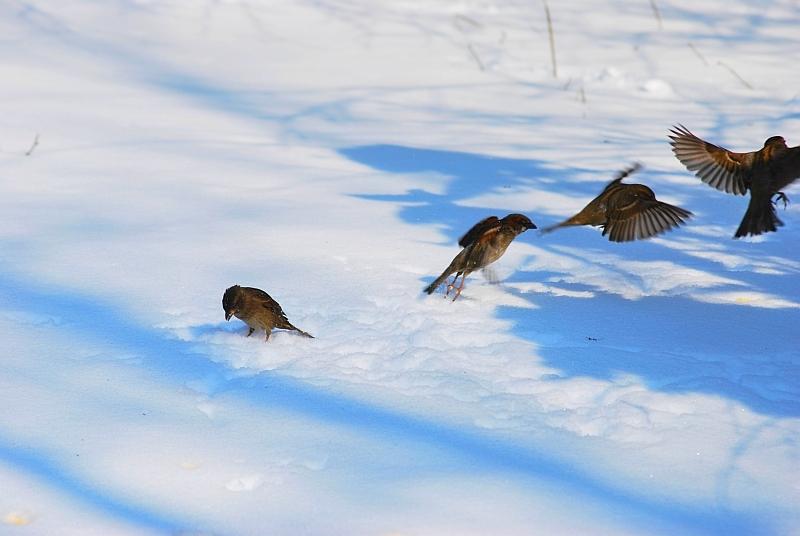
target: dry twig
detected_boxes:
[467,44,485,71]
[543,1,557,78]
[687,42,709,65]
[25,133,39,156]
[649,0,663,29]
[718,60,753,89]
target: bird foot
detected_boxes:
[452,280,466,301]
[773,192,790,208]
[444,276,457,298]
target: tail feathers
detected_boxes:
[540,216,581,234]
[424,270,453,295]
[289,323,314,338]
[735,197,784,238]
[278,319,314,338]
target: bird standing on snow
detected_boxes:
[669,125,800,238]
[222,285,313,341]
[540,163,692,242]
[424,213,536,300]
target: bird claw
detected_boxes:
[444,276,458,298]
[443,276,466,301]
[444,284,454,298]
[451,277,466,301]
[773,192,790,209]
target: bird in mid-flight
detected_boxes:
[222,285,313,341]
[424,213,536,300]
[541,163,692,242]
[669,124,800,238]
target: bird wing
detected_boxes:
[772,145,800,186]
[605,163,642,188]
[243,287,289,319]
[669,124,750,195]
[243,286,275,303]
[458,216,500,247]
[260,299,290,324]
[603,192,692,242]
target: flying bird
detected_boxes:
[669,124,800,238]
[541,164,692,242]
[222,285,313,341]
[424,213,536,300]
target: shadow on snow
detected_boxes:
[0,274,772,536]
[341,144,800,419]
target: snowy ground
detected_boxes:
[1,1,799,534]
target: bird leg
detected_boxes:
[264,328,272,342]
[445,273,462,298]
[773,191,790,208]
[452,275,467,301]
[246,327,255,337]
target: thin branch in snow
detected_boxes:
[467,44,485,71]
[649,0,663,29]
[25,133,40,156]
[718,60,753,89]
[543,0,557,78]
[453,14,482,32]
[688,42,709,65]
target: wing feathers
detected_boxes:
[458,216,500,248]
[604,201,692,242]
[669,124,749,195]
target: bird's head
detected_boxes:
[222,285,242,321]
[764,136,787,149]
[502,213,537,234]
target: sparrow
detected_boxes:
[540,163,692,242]
[669,125,800,238]
[424,213,536,300]
[222,285,313,341]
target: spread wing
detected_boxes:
[458,216,500,248]
[669,124,750,195]
[596,162,644,197]
[772,145,800,186]
[605,163,642,189]
[603,188,692,242]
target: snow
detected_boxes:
[1,1,799,534]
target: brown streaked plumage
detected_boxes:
[222,285,313,341]
[540,164,692,242]
[424,213,536,300]
[669,124,800,238]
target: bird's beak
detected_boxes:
[225,311,233,321]
[527,221,537,230]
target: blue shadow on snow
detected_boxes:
[0,273,777,536]
[341,144,800,418]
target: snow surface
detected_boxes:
[1,1,799,534]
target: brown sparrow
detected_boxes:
[541,164,692,242]
[223,285,313,341]
[670,125,800,237]
[424,213,536,300]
